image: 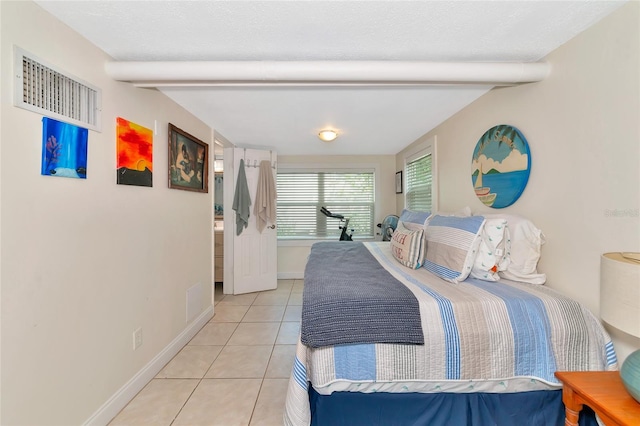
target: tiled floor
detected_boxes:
[109,279,302,426]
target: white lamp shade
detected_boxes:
[600,252,640,337]
[318,130,338,142]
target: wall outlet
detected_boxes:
[133,327,143,350]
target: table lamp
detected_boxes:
[600,252,640,403]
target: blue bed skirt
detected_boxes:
[309,388,597,426]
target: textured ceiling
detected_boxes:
[36,1,625,155]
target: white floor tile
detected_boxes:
[218,292,259,306]
[253,292,290,306]
[250,379,290,426]
[227,322,280,346]
[173,379,261,426]
[276,322,300,345]
[243,305,286,322]
[283,305,302,322]
[156,345,223,379]
[109,379,198,425]
[205,345,273,378]
[211,304,250,322]
[265,345,297,378]
[111,279,301,426]
[189,322,238,346]
[287,293,303,305]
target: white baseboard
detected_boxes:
[83,306,214,426]
[277,272,304,280]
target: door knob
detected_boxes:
[269,224,276,229]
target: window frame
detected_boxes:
[403,136,438,212]
[277,163,379,246]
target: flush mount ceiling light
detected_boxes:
[318,129,338,142]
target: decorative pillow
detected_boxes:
[484,214,546,284]
[469,217,510,281]
[390,222,425,269]
[435,206,472,218]
[423,215,486,283]
[398,209,431,232]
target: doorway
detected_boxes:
[212,136,227,304]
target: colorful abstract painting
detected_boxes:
[116,117,153,187]
[41,117,89,179]
[471,124,531,209]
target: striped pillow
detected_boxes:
[398,209,431,232]
[423,215,486,283]
[390,222,425,269]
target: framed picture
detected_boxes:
[41,117,88,179]
[168,123,209,193]
[117,117,153,187]
[395,170,403,194]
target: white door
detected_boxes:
[229,147,278,295]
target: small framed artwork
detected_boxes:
[168,123,209,193]
[395,171,403,194]
[116,117,153,187]
[41,117,88,179]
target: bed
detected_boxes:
[284,212,617,426]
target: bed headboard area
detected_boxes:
[395,209,548,285]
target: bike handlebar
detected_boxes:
[320,207,344,220]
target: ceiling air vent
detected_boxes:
[14,46,102,132]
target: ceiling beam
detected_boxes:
[104,61,550,87]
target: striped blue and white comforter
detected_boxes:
[284,242,617,426]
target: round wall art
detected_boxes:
[471,124,531,209]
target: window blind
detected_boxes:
[405,154,433,211]
[277,171,375,238]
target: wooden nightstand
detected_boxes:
[555,371,640,425]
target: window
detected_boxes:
[405,152,433,211]
[277,171,375,239]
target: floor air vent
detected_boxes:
[14,46,102,132]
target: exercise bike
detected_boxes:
[320,207,354,241]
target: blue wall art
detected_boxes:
[41,117,89,179]
[471,124,531,209]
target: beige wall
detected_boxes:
[1,2,213,424]
[277,154,396,278]
[397,2,640,361]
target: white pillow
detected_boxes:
[435,206,472,218]
[469,217,509,281]
[484,214,546,284]
[390,222,425,269]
